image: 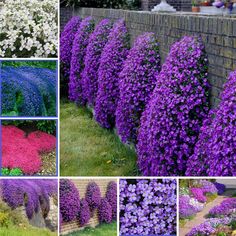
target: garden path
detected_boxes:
[179,190,234,236]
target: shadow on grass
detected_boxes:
[60,100,139,176]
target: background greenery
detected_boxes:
[1,61,57,70]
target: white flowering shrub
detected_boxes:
[0,0,58,58]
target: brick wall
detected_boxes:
[60,179,117,235]
[70,8,236,108]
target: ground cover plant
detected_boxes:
[1,120,56,176]
[1,61,57,117]
[0,0,58,58]
[120,179,176,236]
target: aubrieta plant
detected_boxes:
[82,19,113,107]
[106,181,117,220]
[69,17,95,104]
[60,16,81,78]
[116,32,161,144]
[137,36,209,176]
[120,179,176,236]
[98,198,113,223]
[186,70,236,176]
[95,19,130,129]
[78,198,90,227]
[209,198,236,216]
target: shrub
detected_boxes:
[98,198,112,223]
[60,179,80,222]
[106,181,117,220]
[82,19,113,107]
[0,0,58,58]
[85,182,101,215]
[116,32,161,143]
[95,19,130,129]
[1,66,56,117]
[69,17,95,104]
[190,188,207,203]
[186,70,236,176]
[78,198,90,227]
[214,183,226,195]
[137,36,209,176]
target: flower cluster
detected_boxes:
[186,70,236,176]
[120,179,176,236]
[60,16,81,78]
[137,36,209,176]
[85,182,102,214]
[106,181,117,220]
[78,198,90,227]
[98,198,113,223]
[199,180,217,194]
[69,17,95,104]
[209,198,236,216]
[2,66,56,116]
[82,19,113,107]
[95,19,130,129]
[116,32,161,143]
[60,179,80,222]
[0,0,58,57]
[2,125,56,175]
[190,188,207,203]
[214,182,226,195]
[1,179,57,219]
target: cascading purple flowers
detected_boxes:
[190,188,207,203]
[60,16,81,78]
[98,198,113,223]
[95,19,130,129]
[82,19,113,107]
[199,180,217,194]
[137,36,209,176]
[120,179,176,236]
[69,16,95,104]
[186,70,236,176]
[60,179,80,222]
[186,221,215,236]
[106,181,117,220]
[78,198,90,227]
[179,195,199,218]
[209,198,236,216]
[116,32,161,143]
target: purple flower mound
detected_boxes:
[190,188,207,203]
[120,179,176,236]
[199,180,217,194]
[137,36,209,176]
[98,198,112,223]
[60,16,81,78]
[209,198,236,216]
[69,16,95,104]
[186,70,236,176]
[78,198,90,227]
[60,179,80,222]
[82,19,113,107]
[214,182,226,195]
[0,179,57,220]
[106,181,117,220]
[179,195,198,218]
[95,19,130,129]
[116,32,161,144]
[186,222,215,236]
[85,182,102,214]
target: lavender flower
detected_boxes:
[209,198,236,216]
[214,182,226,195]
[95,19,130,129]
[78,198,90,227]
[98,198,113,224]
[116,32,161,143]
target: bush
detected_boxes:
[116,32,161,143]
[82,19,113,107]
[137,36,209,176]
[0,0,58,58]
[98,198,112,223]
[95,19,130,129]
[105,181,117,220]
[69,17,95,104]
[78,199,90,227]
[60,179,80,222]
[186,70,236,176]
[1,168,23,176]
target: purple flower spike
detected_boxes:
[69,17,95,104]
[95,19,130,129]
[116,32,161,144]
[137,36,209,176]
[78,198,90,227]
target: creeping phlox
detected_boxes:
[0,0,58,58]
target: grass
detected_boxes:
[1,61,57,70]
[0,226,57,236]
[60,101,138,176]
[65,222,117,236]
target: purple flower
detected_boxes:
[106,181,117,220]
[69,17,95,104]
[137,36,209,176]
[95,19,130,129]
[190,188,207,203]
[116,32,161,144]
[186,221,215,236]
[78,198,90,227]
[209,198,236,216]
[179,195,199,218]
[214,182,226,195]
[199,180,217,194]
[186,70,236,176]
[98,198,112,223]
[82,19,113,107]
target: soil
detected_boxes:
[37,151,57,176]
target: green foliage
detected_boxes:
[1,168,10,176]
[1,168,23,176]
[206,193,218,203]
[179,179,191,188]
[230,220,236,230]
[217,232,227,236]
[0,212,10,228]
[1,61,57,70]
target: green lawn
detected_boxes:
[65,222,117,236]
[60,101,138,176]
